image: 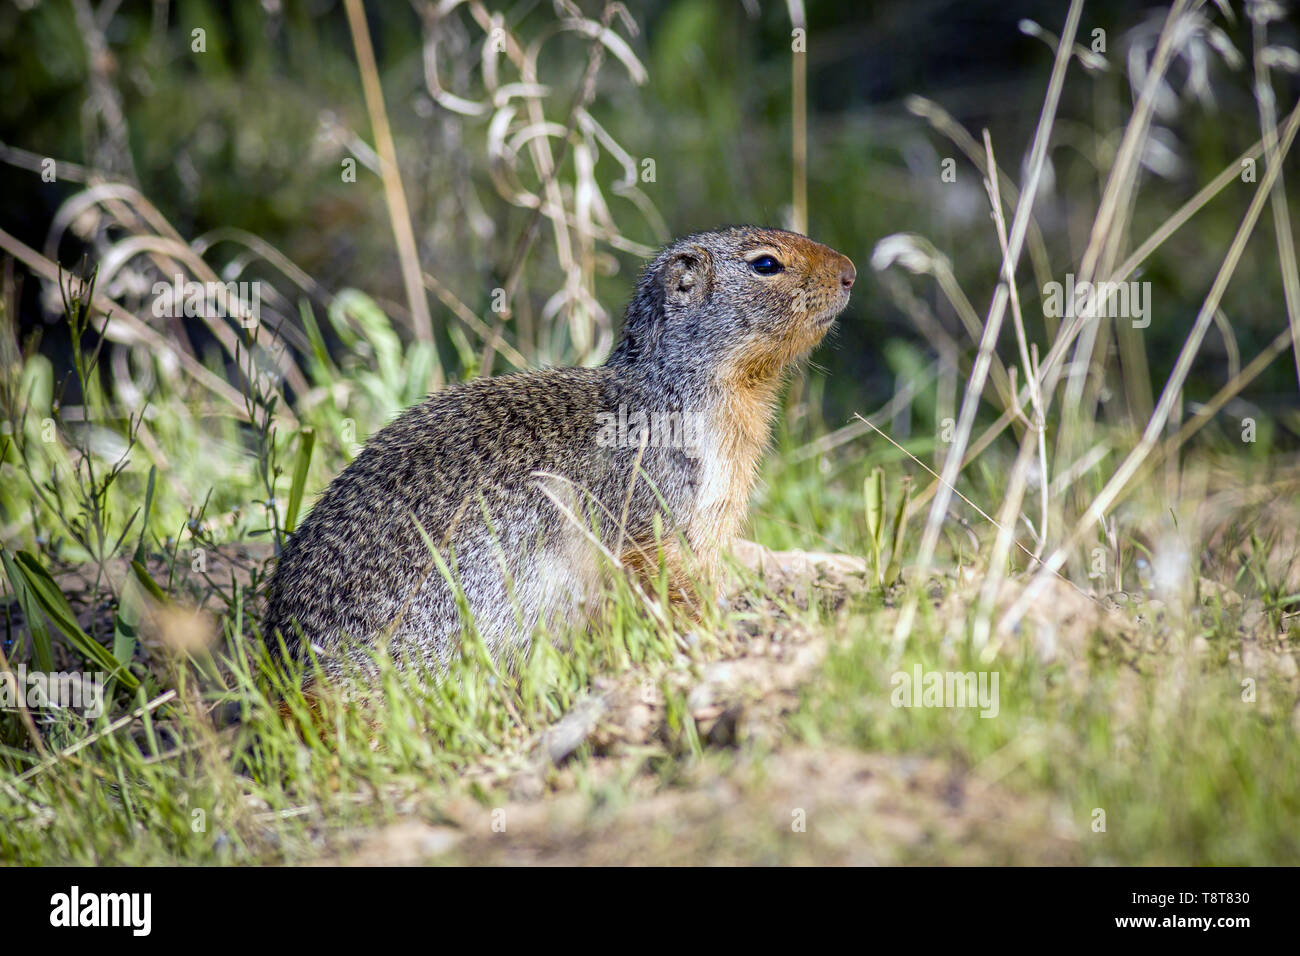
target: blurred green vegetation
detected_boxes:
[4,1,1298,421]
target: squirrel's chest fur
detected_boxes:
[685,379,779,561]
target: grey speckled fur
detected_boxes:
[262,226,855,677]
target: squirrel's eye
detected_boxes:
[749,255,784,276]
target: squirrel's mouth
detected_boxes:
[815,292,851,327]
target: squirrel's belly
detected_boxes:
[321,515,604,673]
[385,562,591,661]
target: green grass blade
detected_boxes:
[284,426,315,534]
[130,560,168,604]
[864,467,885,584]
[132,465,157,564]
[112,575,143,671]
[2,549,55,672]
[13,551,139,693]
[884,476,912,588]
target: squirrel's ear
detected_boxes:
[661,246,713,307]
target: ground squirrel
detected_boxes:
[262,226,855,676]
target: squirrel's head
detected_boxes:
[610,226,855,385]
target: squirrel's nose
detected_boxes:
[839,259,857,291]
